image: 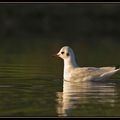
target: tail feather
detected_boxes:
[93,69,120,82]
[115,65,120,70]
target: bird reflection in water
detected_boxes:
[56,80,117,116]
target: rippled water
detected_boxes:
[0,63,61,117]
[0,63,120,117]
[57,81,120,117]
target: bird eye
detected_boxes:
[61,52,64,54]
[66,53,69,56]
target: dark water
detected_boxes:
[0,40,120,117]
[0,63,61,117]
[0,64,120,117]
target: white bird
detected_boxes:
[56,46,120,82]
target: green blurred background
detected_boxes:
[0,3,120,70]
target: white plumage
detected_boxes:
[56,46,120,82]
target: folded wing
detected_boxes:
[70,67,120,82]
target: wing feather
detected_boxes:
[70,67,119,81]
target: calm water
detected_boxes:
[0,40,120,117]
[0,63,120,117]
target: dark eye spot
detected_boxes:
[66,53,69,56]
[61,52,64,54]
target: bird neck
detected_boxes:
[64,56,78,71]
[63,56,78,80]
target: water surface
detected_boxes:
[0,63,120,117]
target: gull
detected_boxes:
[56,46,120,82]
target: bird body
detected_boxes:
[56,46,120,82]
